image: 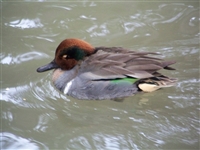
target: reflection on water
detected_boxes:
[0,51,48,65]
[5,18,44,29]
[1,132,48,150]
[1,1,200,150]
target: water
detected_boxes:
[1,0,199,149]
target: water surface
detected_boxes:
[1,0,199,149]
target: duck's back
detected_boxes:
[64,47,176,100]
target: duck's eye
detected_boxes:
[62,55,68,59]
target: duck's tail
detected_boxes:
[137,75,177,92]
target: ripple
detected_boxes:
[113,117,120,120]
[49,5,71,10]
[1,85,32,104]
[87,23,110,37]
[5,18,44,29]
[0,51,49,65]
[1,132,48,150]
[170,38,199,46]
[2,111,13,122]
[24,35,56,42]
[80,15,97,20]
[31,77,68,101]
[176,78,200,93]
[33,113,57,132]
[68,136,92,149]
[129,117,144,123]
[139,132,165,145]
[0,77,63,109]
[123,22,146,34]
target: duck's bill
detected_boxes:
[37,60,59,72]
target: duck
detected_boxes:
[37,38,177,100]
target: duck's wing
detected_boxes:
[79,47,176,80]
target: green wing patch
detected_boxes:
[111,77,138,84]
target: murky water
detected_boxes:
[1,0,199,149]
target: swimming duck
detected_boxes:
[37,38,176,100]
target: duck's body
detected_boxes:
[37,38,176,100]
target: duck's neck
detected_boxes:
[52,66,78,92]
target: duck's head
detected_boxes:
[37,38,95,72]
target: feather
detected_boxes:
[77,47,176,81]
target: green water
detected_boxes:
[1,0,199,149]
